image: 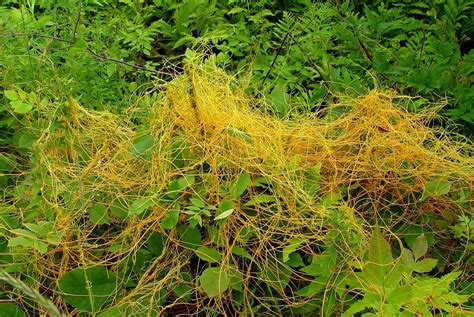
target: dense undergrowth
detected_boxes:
[0,1,473,316]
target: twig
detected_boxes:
[1,32,174,77]
[72,2,83,41]
[6,32,74,44]
[261,28,294,87]
[288,33,327,86]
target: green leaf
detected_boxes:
[4,90,19,101]
[214,208,233,221]
[231,246,252,259]
[388,285,412,306]
[146,232,164,257]
[190,197,206,208]
[421,180,452,201]
[369,227,392,266]
[269,84,289,116]
[401,248,415,270]
[231,172,250,198]
[0,303,26,317]
[129,135,155,155]
[362,227,393,286]
[199,267,229,297]
[282,237,304,263]
[411,234,428,260]
[177,224,201,249]
[23,221,52,237]
[59,266,116,312]
[195,246,222,263]
[89,204,109,225]
[129,198,154,215]
[413,258,438,273]
[384,259,404,288]
[11,101,32,114]
[160,204,180,229]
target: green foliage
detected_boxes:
[343,228,468,316]
[0,0,471,315]
[58,266,117,313]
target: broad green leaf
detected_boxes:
[129,198,154,215]
[282,237,304,262]
[260,261,291,291]
[146,232,165,257]
[363,227,393,286]
[411,234,428,260]
[421,180,452,200]
[401,248,415,269]
[286,252,305,268]
[269,84,289,116]
[195,246,222,263]
[231,246,252,259]
[413,258,438,273]
[214,208,233,221]
[129,135,155,155]
[23,221,52,237]
[214,199,234,220]
[89,204,109,225]
[4,90,19,101]
[177,224,201,249]
[341,298,371,317]
[11,101,32,114]
[177,175,195,189]
[295,275,327,297]
[388,285,412,306]
[228,266,243,292]
[368,227,393,266]
[190,197,206,208]
[59,266,116,312]
[385,259,404,288]
[199,267,229,297]
[0,303,26,317]
[160,204,179,229]
[231,172,250,198]
[18,133,35,149]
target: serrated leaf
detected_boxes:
[413,258,437,273]
[282,237,304,263]
[388,285,412,306]
[364,227,392,285]
[199,267,229,297]
[411,234,428,260]
[195,246,222,263]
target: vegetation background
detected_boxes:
[0,0,472,316]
